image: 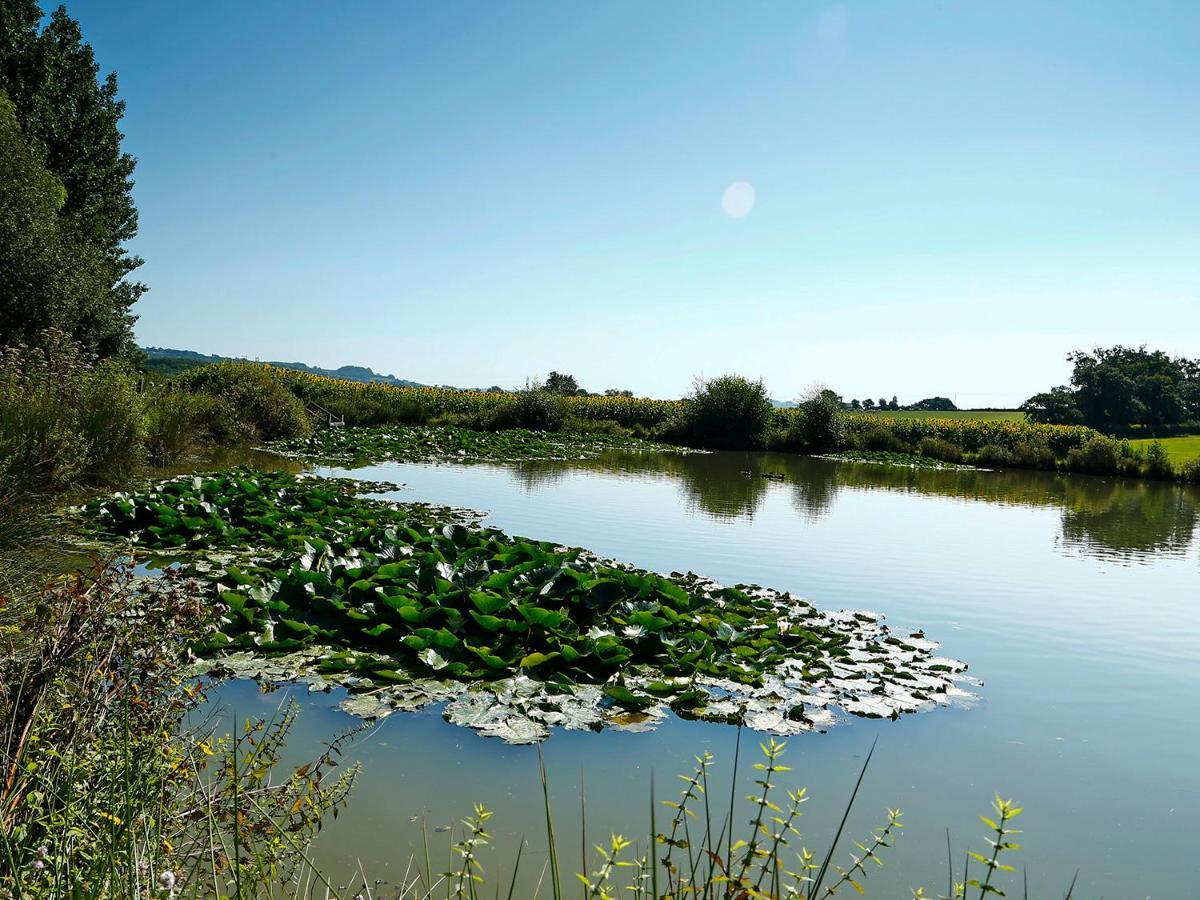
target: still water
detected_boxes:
[204,452,1199,897]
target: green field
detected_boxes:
[857,409,1025,422]
[1129,435,1200,465]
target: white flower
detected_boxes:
[622,625,646,639]
[586,627,614,641]
[158,870,176,891]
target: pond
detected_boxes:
[199,450,1200,897]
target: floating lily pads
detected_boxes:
[86,469,970,743]
[267,424,688,465]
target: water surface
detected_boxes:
[204,452,1199,897]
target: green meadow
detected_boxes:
[1130,434,1200,465]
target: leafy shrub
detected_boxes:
[1009,439,1056,469]
[562,415,631,437]
[74,361,146,482]
[659,374,773,450]
[0,331,143,492]
[1181,458,1200,483]
[484,388,566,431]
[1064,435,1123,475]
[177,362,312,441]
[142,388,247,466]
[916,436,963,463]
[1141,441,1174,480]
[784,390,846,453]
[860,427,912,453]
[973,443,1013,467]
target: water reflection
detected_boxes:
[504,451,1200,563]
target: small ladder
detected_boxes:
[304,401,345,428]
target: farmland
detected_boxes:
[855,409,1025,422]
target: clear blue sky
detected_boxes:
[66,1,1199,405]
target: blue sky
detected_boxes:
[66,1,1199,404]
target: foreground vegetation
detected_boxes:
[0,558,1034,899]
[0,560,360,896]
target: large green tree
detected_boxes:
[0,91,111,341]
[0,1,143,357]
[1022,346,1199,433]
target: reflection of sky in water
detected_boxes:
[202,452,1198,897]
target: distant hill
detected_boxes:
[141,347,427,388]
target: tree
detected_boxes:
[909,397,957,411]
[0,1,143,356]
[670,374,773,450]
[1020,387,1083,425]
[877,398,887,410]
[0,91,110,344]
[789,387,845,452]
[862,398,875,410]
[888,396,899,410]
[604,388,633,397]
[1022,346,1199,433]
[849,398,862,411]
[543,371,581,396]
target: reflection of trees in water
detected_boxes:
[500,449,1200,561]
[1058,479,1198,560]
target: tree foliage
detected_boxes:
[1023,346,1200,434]
[0,1,143,357]
[543,371,582,396]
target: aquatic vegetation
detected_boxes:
[267,423,686,465]
[85,470,969,743]
[818,450,965,470]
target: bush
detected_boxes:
[1141,441,1174,480]
[142,388,246,466]
[1064,435,1124,475]
[974,443,1013,467]
[916,436,963,463]
[562,416,631,437]
[1181,458,1200,483]
[1009,439,1056,469]
[177,363,312,441]
[0,332,143,492]
[860,427,912,453]
[786,390,846,453]
[483,388,566,432]
[660,374,773,450]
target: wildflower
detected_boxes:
[622,624,646,639]
[586,626,614,640]
[158,870,176,891]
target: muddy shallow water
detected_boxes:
[200,450,1200,897]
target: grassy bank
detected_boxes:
[1130,434,1200,466]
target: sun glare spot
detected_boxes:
[721,181,756,218]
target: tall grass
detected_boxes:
[345,735,1054,900]
[0,559,359,897]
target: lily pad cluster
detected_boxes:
[85,470,970,743]
[267,424,683,465]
